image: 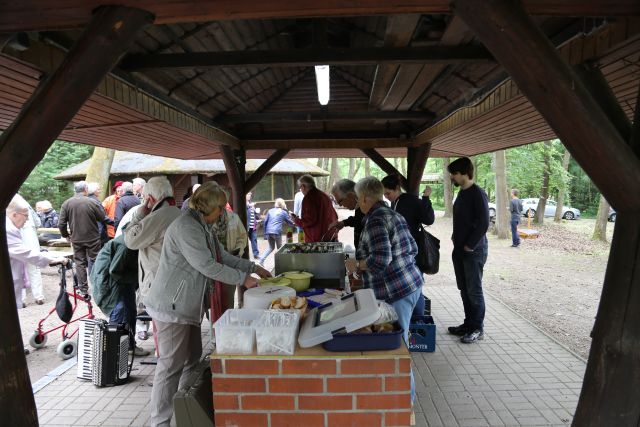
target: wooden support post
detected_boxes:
[453,1,640,425]
[245,149,290,192]
[361,148,408,191]
[221,145,247,226]
[406,143,431,195]
[453,0,640,212]
[0,6,153,426]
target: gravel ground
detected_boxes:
[19,209,610,383]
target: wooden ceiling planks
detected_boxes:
[2,1,638,33]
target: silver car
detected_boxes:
[521,198,580,220]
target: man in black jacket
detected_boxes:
[447,157,490,344]
[329,179,364,249]
[59,181,107,295]
[114,181,140,230]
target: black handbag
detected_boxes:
[55,265,73,323]
[416,227,440,275]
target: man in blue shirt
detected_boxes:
[447,157,490,344]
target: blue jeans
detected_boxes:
[247,228,260,258]
[511,219,521,246]
[110,284,136,347]
[412,292,425,318]
[452,247,488,331]
[390,287,421,403]
[259,234,282,264]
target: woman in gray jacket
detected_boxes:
[145,182,270,427]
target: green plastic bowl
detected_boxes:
[282,271,314,292]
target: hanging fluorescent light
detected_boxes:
[314,65,330,105]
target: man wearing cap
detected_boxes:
[103,181,123,239]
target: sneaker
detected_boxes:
[137,331,149,341]
[129,346,151,356]
[447,324,469,336]
[461,329,484,344]
[510,244,520,248]
[35,298,45,305]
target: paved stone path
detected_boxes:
[33,283,586,426]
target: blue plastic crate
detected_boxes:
[408,315,436,352]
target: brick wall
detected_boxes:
[211,353,412,427]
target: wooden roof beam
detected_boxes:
[120,46,495,70]
[361,148,409,191]
[218,110,433,124]
[245,149,290,191]
[243,138,412,150]
[2,1,640,32]
[406,143,432,195]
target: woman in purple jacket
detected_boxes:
[258,198,295,265]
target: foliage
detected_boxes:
[19,140,94,210]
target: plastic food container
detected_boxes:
[282,271,314,292]
[254,310,300,355]
[244,285,296,309]
[322,322,403,352]
[213,309,264,354]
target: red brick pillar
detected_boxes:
[211,348,412,427]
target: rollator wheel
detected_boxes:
[29,331,47,349]
[57,339,77,359]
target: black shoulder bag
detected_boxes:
[55,265,74,323]
[416,226,440,275]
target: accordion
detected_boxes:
[77,319,132,387]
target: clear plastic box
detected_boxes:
[254,310,300,355]
[213,309,264,354]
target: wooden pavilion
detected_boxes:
[0,2,639,425]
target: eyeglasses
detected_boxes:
[16,211,29,217]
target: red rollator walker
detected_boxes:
[29,262,95,359]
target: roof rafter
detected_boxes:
[120,46,495,70]
[217,110,434,124]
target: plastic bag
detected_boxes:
[374,300,398,325]
[55,274,73,323]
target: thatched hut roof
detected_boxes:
[55,151,329,180]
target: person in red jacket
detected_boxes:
[291,174,337,242]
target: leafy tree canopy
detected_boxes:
[19,140,94,210]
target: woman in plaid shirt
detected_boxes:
[345,176,423,402]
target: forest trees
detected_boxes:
[19,140,93,209]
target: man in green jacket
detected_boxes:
[90,235,149,356]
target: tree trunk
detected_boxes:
[493,150,510,239]
[85,147,115,196]
[364,158,371,176]
[348,158,356,180]
[534,140,552,224]
[351,158,362,179]
[329,158,339,192]
[592,195,610,242]
[443,157,453,218]
[554,148,571,222]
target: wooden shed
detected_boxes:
[0,2,639,426]
[53,150,329,209]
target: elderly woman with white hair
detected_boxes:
[144,182,271,427]
[6,195,68,309]
[258,198,296,265]
[344,176,423,403]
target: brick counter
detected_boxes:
[211,345,412,427]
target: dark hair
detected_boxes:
[448,157,474,180]
[381,174,402,190]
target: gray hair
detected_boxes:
[121,181,133,193]
[297,174,316,189]
[36,200,53,211]
[7,194,29,213]
[87,182,100,195]
[355,177,384,202]
[144,176,173,200]
[332,179,356,199]
[74,181,88,193]
[274,198,287,209]
[132,177,146,188]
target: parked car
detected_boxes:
[521,198,580,220]
[608,207,616,222]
